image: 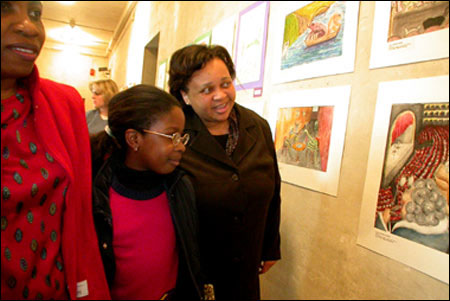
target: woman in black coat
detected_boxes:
[168,45,281,300]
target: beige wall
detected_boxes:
[109,1,449,300]
[36,47,108,112]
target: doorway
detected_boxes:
[141,33,160,86]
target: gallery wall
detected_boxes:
[108,1,449,299]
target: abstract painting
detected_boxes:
[271,1,359,83]
[358,76,449,284]
[370,1,449,68]
[268,86,351,196]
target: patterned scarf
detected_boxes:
[225,108,239,156]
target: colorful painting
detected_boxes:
[271,2,359,83]
[376,103,449,251]
[234,1,269,91]
[358,76,449,284]
[281,1,345,70]
[388,1,449,42]
[275,106,333,172]
[268,86,350,196]
[370,2,449,69]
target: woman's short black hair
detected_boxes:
[168,44,235,105]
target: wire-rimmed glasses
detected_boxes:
[143,129,190,146]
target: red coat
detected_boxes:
[26,66,110,300]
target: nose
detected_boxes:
[175,142,186,153]
[12,14,41,38]
[212,88,227,101]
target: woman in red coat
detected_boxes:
[169,44,281,300]
[1,2,110,299]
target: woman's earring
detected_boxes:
[134,146,139,152]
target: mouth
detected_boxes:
[213,102,229,114]
[168,157,182,166]
[7,44,40,61]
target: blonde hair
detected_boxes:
[89,79,119,107]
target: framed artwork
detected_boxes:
[156,59,167,90]
[211,16,236,59]
[271,1,359,84]
[370,1,449,69]
[234,1,270,91]
[268,86,351,196]
[357,76,449,284]
[194,31,212,46]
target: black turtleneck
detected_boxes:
[111,161,168,201]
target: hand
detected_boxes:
[258,260,277,274]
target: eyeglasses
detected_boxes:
[143,129,190,146]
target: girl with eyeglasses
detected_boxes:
[90,84,214,300]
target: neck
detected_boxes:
[99,107,108,117]
[1,78,18,100]
[205,120,229,136]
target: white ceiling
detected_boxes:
[41,1,134,57]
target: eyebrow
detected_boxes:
[199,77,232,89]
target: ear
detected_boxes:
[180,90,191,106]
[124,129,140,151]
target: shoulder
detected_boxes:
[236,103,271,132]
[40,78,81,100]
[39,78,83,105]
[86,109,98,119]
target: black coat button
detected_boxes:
[231,174,239,182]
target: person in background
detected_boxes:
[168,44,281,300]
[90,85,214,300]
[1,1,110,299]
[87,79,119,135]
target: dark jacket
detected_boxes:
[92,157,211,300]
[181,104,282,300]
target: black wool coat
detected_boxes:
[181,104,282,300]
[91,158,208,300]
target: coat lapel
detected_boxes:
[184,104,257,168]
[184,107,236,169]
[232,105,257,165]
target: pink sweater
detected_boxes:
[109,188,178,300]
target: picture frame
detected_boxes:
[268,85,351,196]
[211,16,236,60]
[369,1,449,69]
[271,1,360,84]
[234,1,270,91]
[357,75,449,284]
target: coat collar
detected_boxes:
[184,104,257,169]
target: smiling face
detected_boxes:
[126,106,186,174]
[1,1,45,80]
[181,58,236,134]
